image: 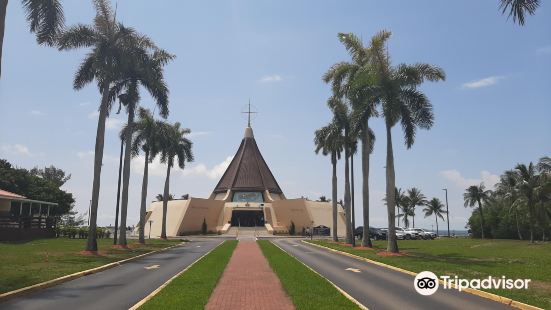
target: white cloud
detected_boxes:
[30,110,44,116]
[259,74,283,83]
[188,131,211,138]
[88,111,99,119]
[440,169,499,189]
[536,45,551,55]
[88,110,124,131]
[182,156,233,179]
[1,144,33,156]
[131,156,168,177]
[106,118,124,130]
[462,75,506,89]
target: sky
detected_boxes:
[1,0,550,231]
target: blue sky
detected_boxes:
[1,1,549,230]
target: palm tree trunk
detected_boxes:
[361,127,372,248]
[412,211,415,228]
[86,81,111,252]
[385,123,399,253]
[344,141,352,244]
[118,104,135,246]
[138,149,149,244]
[0,0,7,78]
[331,154,338,242]
[477,199,485,239]
[113,138,123,245]
[515,211,523,240]
[161,163,171,239]
[351,153,356,247]
[435,216,439,236]
[528,200,534,243]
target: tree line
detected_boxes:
[0,159,74,215]
[464,157,550,242]
[315,31,445,253]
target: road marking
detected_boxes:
[292,244,299,247]
[345,268,361,273]
[144,264,160,270]
[196,245,201,248]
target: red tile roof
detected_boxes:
[0,189,27,199]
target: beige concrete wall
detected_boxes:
[305,200,347,237]
[145,198,225,237]
[177,198,224,234]
[271,199,312,233]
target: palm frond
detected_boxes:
[23,0,65,46]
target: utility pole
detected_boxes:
[114,139,124,244]
[443,188,450,237]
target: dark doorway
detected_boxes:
[231,210,265,227]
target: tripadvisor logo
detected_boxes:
[414,271,531,296]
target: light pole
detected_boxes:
[148,220,153,239]
[442,188,450,237]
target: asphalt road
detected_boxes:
[273,238,512,310]
[0,238,223,310]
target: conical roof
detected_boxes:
[213,127,283,194]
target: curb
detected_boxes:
[303,241,542,310]
[129,240,226,309]
[0,241,186,301]
[271,241,368,310]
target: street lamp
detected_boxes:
[442,188,450,237]
[148,220,153,239]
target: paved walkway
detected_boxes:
[206,241,294,310]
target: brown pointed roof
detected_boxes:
[213,127,283,194]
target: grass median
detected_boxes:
[308,238,551,309]
[258,240,359,310]
[0,238,182,294]
[140,240,238,310]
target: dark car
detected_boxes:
[354,226,386,240]
[313,225,330,236]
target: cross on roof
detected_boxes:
[242,100,258,127]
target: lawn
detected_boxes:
[0,237,182,294]
[308,238,551,309]
[140,240,238,310]
[258,240,359,310]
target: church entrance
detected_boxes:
[231,210,265,227]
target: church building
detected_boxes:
[144,124,346,237]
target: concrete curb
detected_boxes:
[0,241,186,301]
[303,241,542,310]
[129,240,226,310]
[270,241,368,310]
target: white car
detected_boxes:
[412,228,437,239]
[380,228,405,240]
[401,227,420,240]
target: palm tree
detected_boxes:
[499,0,540,25]
[368,30,445,252]
[496,170,523,240]
[324,32,379,248]
[131,108,161,244]
[424,198,446,236]
[395,188,407,226]
[57,0,161,252]
[328,97,354,244]
[463,183,491,239]
[115,48,173,247]
[158,121,193,239]
[1,0,64,77]
[314,122,343,242]
[406,188,427,228]
[514,162,539,242]
[156,193,174,201]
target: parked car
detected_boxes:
[399,227,420,240]
[354,227,387,240]
[411,228,437,239]
[313,225,330,236]
[381,227,405,240]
